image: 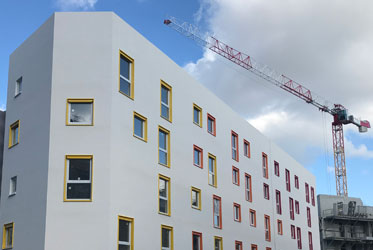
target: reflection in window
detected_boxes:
[65,156,92,201]
[67,99,93,125]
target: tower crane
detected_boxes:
[164,16,370,197]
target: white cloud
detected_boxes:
[327,165,334,174]
[0,104,5,111]
[186,0,373,165]
[56,0,97,11]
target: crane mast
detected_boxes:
[164,16,370,196]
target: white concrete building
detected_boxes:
[0,12,320,250]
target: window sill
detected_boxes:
[63,199,92,202]
[158,162,170,168]
[66,123,93,126]
[14,93,21,98]
[118,90,134,100]
[193,122,202,127]
[8,193,16,197]
[160,115,172,123]
[8,143,19,149]
[191,206,201,211]
[158,212,170,217]
[208,184,217,188]
[193,164,203,169]
[133,134,147,142]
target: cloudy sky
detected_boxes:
[0,0,372,204]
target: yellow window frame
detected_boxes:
[63,155,93,202]
[118,215,134,250]
[208,153,217,187]
[160,80,172,122]
[66,99,94,126]
[158,126,171,168]
[214,236,223,250]
[8,120,20,148]
[158,174,171,216]
[191,186,201,210]
[2,222,14,250]
[133,112,148,142]
[119,50,135,99]
[161,225,174,250]
[193,103,202,127]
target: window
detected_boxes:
[2,223,14,249]
[243,140,250,158]
[191,187,201,210]
[305,183,310,203]
[161,225,173,250]
[207,113,216,136]
[233,203,241,222]
[160,80,172,122]
[8,120,20,148]
[285,169,291,192]
[192,232,203,250]
[297,227,302,249]
[251,244,258,250]
[308,232,313,250]
[245,173,252,202]
[64,155,93,201]
[264,215,271,242]
[295,175,299,189]
[307,207,311,227]
[295,200,300,214]
[133,112,147,142]
[9,176,17,196]
[118,216,134,250]
[249,209,256,227]
[193,104,202,127]
[208,154,217,187]
[232,166,240,186]
[274,161,279,176]
[193,145,203,168]
[15,77,22,97]
[235,241,242,250]
[291,225,296,239]
[159,175,171,216]
[277,220,283,235]
[289,198,294,220]
[262,153,268,178]
[213,195,222,229]
[119,51,134,99]
[263,183,269,200]
[275,190,282,214]
[66,99,94,126]
[231,131,239,161]
[158,126,170,167]
[311,187,315,206]
[214,236,222,250]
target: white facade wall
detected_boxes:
[1,12,320,250]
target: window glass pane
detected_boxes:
[194,108,200,124]
[161,86,169,104]
[66,183,91,199]
[160,199,168,213]
[159,151,167,165]
[215,239,221,250]
[69,159,90,180]
[120,56,130,80]
[120,78,131,96]
[159,179,167,197]
[12,126,18,144]
[162,228,170,247]
[194,149,200,165]
[70,103,92,124]
[119,219,130,242]
[119,246,130,250]
[193,235,200,250]
[134,116,143,138]
[5,226,13,248]
[208,118,213,132]
[161,104,169,119]
[192,190,198,207]
[159,131,167,150]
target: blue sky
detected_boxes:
[1,0,372,206]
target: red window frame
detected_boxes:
[235,241,243,250]
[193,145,203,168]
[275,190,282,214]
[249,209,256,227]
[243,139,250,158]
[264,215,271,242]
[245,173,252,202]
[262,153,268,178]
[295,175,299,189]
[233,203,241,222]
[277,219,283,235]
[307,207,311,227]
[192,231,203,250]
[285,169,291,192]
[291,225,296,239]
[232,166,240,186]
[231,130,239,162]
[274,161,279,176]
[263,183,270,200]
[295,200,300,214]
[311,187,315,206]
[207,113,216,136]
[213,195,222,229]
[297,227,302,249]
[308,232,313,250]
[305,183,310,203]
[289,197,295,220]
